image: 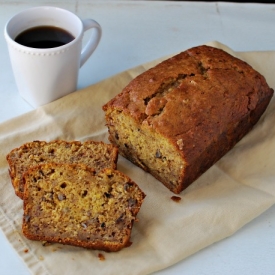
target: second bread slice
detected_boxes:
[6,140,118,199]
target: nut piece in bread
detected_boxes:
[22,163,145,252]
[6,140,118,199]
[103,45,274,194]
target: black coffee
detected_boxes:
[15,26,75,49]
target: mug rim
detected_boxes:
[4,6,83,53]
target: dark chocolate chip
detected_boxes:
[81,190,88,197]
[104,192,112,198]
[107,173,114,179]
[60,182,67,188]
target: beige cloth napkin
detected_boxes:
[0,41,274,275]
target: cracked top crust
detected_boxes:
[103,45,273,154]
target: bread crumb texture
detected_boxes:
[22,163,145,252]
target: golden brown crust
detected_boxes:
[103,45,274,193]
[22,163,145,252]
[6,140,118,199]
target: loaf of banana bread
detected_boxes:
[6,140,118,199]
[103,45,274,194]
[22,163,145,252]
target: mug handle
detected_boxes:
[80,19,102,68]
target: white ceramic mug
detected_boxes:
[4,6,102,107]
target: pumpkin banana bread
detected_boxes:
[22,163,145,252]
[103,45,274,194]
[6,140,118,199]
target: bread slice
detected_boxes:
[22,163,145,252]
[103,45,274,194]
[6,140,118,199]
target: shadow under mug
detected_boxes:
[4,6,102,107]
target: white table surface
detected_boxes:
[0,1,275,274]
